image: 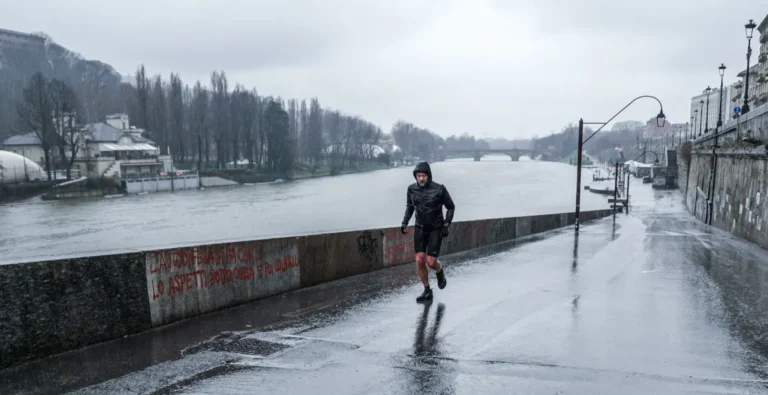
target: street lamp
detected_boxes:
[743,19,757,114]
[717,63,726,129]
[704,86,711,135]
[574,95,664,231]
[692,110,698,140]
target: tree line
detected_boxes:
[4,34,507,180]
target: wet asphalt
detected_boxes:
[4,181,768,394]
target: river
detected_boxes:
[0,156,608,264]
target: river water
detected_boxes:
[0,156,608,264]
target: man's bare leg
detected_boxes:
[416,252,429,287]
[426,256,442,272]
[426,256,447,289]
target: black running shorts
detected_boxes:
[413,226,443,258]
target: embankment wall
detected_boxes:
[0,209,611,369]
[681,103,768,250]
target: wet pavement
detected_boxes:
[4,180,768,394]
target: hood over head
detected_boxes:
[413,161,432,182]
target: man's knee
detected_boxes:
[415,253,427,267]
[426,255,439,269]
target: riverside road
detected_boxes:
[0,157,610,264]
[3,176,768,394]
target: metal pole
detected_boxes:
[575,119,584,231]
[743,32,753,114]
[626,171,630,214]
[704,88,711,134]
[699,101,704,136]
[689,118,693,141]
[717,75,725,129]
[613,161,619,220]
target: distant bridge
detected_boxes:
[437,148,535,162]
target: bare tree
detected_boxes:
[49,79,82,180]
[210,71,230,168]
[168,73,185,161]
[16,72,55,180]
[150,75,168,154]
[136,65,150,130]
[190,81,209,172]
[307,97,324,169]
[299,99,309,163]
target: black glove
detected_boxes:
[400,223,408,234]
[441,224,450,237]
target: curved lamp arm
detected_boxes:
[583,95,665,145]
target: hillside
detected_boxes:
[0,29,127,140]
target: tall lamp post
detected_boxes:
[574,95,665,231]
[692,111,698,141]
[717,64,726,129]
[704,87,712,135]
[742,19,757,114]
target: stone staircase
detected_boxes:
[102,160,120,178]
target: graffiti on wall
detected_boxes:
[356,230,379,262]
[146,240,300,325]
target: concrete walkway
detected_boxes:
[3,182,768,394]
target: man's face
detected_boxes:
[416,172,428,186]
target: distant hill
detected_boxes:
[0,29,128,139]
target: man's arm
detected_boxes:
[442,185,455,226]
[401,187,414,225]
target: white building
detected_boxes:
[0,113,172,180]
[731,65,760,115]
[754,14,768,108]
[690,86,731,136]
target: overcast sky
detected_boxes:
[1,0,766,139]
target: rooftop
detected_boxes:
[1,132,41,146]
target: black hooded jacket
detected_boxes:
[402,161,455,230]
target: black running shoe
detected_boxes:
[436,269,447,289]
[416,287,433,302]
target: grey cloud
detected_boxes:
[1,0,766,139]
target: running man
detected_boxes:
[401,161,455,302]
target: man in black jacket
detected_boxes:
[401,161,455,302]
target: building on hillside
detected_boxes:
[76,115,171,179]
[0,113,172,180]
[0,28,45,50]
[754,14,768,108]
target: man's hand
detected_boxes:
[400,223,408,234]
[441,224,450,237]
